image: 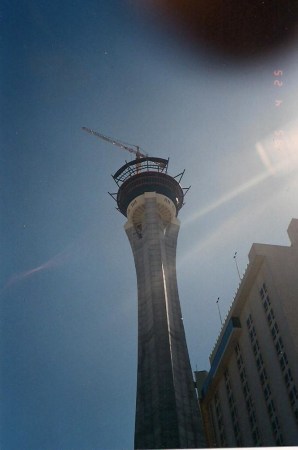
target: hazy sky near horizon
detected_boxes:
[2,1,298,449]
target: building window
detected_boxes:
[271,418,278,432]
[256,354,264,370]
[239,368,246,384]
[263,383,271,401]
[275,336,284,355]
[279,352,289,372]
[259,283,268,299]
[259,367,268,386]
[246,397,253,412]
[267,399,276,418]
[243,381,250,398]
[246,314,253,329]
[249,326,257,343]
[267,309,275,327]
[271,417,283,445]
[235,342,241,356]
[289,386,298,406]
[236,354,244,370]
[276,435,284,445]
[271,322,279,341]
[252,428,261,446]
[252,341,260,356]
[284,368,293,388]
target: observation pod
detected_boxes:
[111,157,205,449]
[112,157,184,216]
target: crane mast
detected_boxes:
[82,127,146,159]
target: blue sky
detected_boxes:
[1,1,298,449]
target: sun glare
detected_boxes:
[256,118,298,176]
[184,119,298,230]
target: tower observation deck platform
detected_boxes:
[111,157,205,449]
[111,157,185,217]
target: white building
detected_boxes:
[199,218,298,447]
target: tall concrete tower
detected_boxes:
[111,157,205,449]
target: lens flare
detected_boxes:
[2,247,71,292]
[183,170,271,228]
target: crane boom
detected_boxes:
[82,126,146,158]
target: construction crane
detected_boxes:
[82,126,147,160]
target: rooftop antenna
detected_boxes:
[216,297,223,326]
[233,251,241,281]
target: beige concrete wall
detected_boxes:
[202,219,298,446]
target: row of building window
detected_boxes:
[246,313,284,445]
[214,391,226,446]
[224,369,242,446]
[235,342,262,446]
[259,283,298,423]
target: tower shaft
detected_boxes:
[125,192,204,449]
